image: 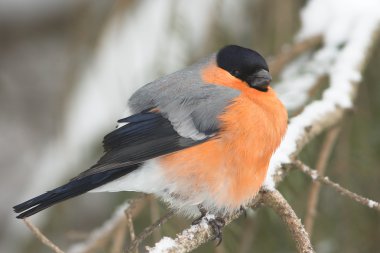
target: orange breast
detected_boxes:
[159,63,287,210]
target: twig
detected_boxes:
[127,210,175,253]
[269,35,323,76]
[147,191,313,253]
[261,190,314,253]
[304,126,341,235]
[67,196,146,253]
[125,210,136,242]
[125,210,136,253]
[23,219,65,253]
[294,160,380,212]
[111,220,127,253]
[149,198,162,242]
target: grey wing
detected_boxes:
[128,82,241,140]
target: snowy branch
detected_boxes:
[147,190,314,253]
[293,160,380,212]
[127,210,175,253]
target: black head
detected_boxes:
[216,45,271,92]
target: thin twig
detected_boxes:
[23,219,65,253]
[125,210,137,253]
[294,160,380,212]
[305,126,341,235]
[261,190,315,253]
[127,210,175,253]
[149,198,162,242]
[67,196,146,253]
[111,220,128,253]
[125,210,136,242]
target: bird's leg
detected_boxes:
[208,216,225,246]
[191,205,226,246]
[240,205,247,218]
[192,204,208,225]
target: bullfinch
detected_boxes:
[14,45,287,242]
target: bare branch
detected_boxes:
[261,190,314,253]
[23,219,65,253]
[305,126,341,235]
[125,210,136,242]
[294,160,380,212]
[127,210,175,253]
[67,196,146,253]
[111,220,127,253]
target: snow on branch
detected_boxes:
[149,1,380,251]
[148,190,314,253]
[264,8,380,189]
[293,160,380,212]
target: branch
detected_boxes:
[261,190,314,253]
[148,190,314,253]
[127,210,175,253]
[23,219,65,253]
[293,160,380,212]
[265,24,380,188]
[304,126,341,235]
[67,196,146,253]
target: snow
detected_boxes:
[368,200,377,209]
[263,0,380,189]
[311,170,318,180]
[149,237,176,253]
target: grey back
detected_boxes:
[128,55,241,140]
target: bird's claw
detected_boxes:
[240,206,247,218]
[192,205,208,225]
[191,205,226,246]
[208,217,225,246]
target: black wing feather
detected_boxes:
[13,112,210,218]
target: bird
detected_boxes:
[13,45,287,243]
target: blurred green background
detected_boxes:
[1,0,379,252]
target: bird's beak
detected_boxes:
[248,69,272,92]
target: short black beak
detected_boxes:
[248,69,272,92]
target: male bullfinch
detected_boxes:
[14,45,287,242]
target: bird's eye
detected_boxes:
[232,70,240,77]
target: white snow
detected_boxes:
[264,0,380,189]
[368,200,377,208]
[311,170,318,180]
[149,237,177,253]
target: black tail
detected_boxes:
[13,165,139,219]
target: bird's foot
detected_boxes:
[208,216,225,246]
[192,204,208,225]
[191,205,225,246]
[240,206,247,218]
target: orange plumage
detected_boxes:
[160,62,287,212]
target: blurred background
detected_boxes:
[1,0,379,252]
